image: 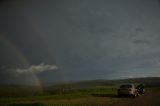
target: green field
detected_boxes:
[0,85,120,106]
[0,78,160,106]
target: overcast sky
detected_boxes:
[1,0,160,85]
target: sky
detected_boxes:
[1,0,160,85]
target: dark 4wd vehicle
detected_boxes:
[136,84,145,94]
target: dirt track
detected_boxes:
[112,91,160,106]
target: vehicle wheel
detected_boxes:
[143,90,145,94]
[136,91,139,96]
[118,94,121,97]
[132,93,136,98]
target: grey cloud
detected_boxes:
[133,40,150,45]
[135,28,144,33]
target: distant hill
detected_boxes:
[1,77,160,88]
[45,77,160,88]
[119,77,160,87]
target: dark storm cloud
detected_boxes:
[1,0,160,83]
[133,40,150,45]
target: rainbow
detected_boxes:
[0,34,43,92]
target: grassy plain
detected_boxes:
[0,85,119,106]
[0,77,160,106]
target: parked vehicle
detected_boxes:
[118,84,138,97]
[136,84,145,94]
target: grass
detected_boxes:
[0,85,119,106]
[1,84,160,106]
[146,87,160,92]
[6,97,119,106]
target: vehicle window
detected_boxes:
[120,85,132,88]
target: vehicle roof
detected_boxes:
[119,83,135,87]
